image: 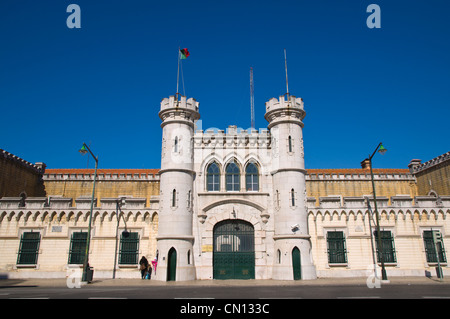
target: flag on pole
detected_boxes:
[180,48,190,59]
[177,48,189,95]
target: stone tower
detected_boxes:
[265,94,317,280]
[154,95,200,281]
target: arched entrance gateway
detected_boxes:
[213,219,255,279]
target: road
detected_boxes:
[1,280,449,318]
[1,281,450,299]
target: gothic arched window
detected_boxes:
[226,161,240,191]
[206,162,220,191]
[245,162,259,191]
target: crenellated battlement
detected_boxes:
[160,95,199,113]
[265,94,304,113]
[1,148,46,174]
[159,95,200,126]
[264,94,306,127]
[194,125,271,149]
[409,151,450,174]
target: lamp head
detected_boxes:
[79,144,88,155]
[378,144,387,155]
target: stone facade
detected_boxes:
[307,168,418,204]
[309,195,450,277]
[43,168,160,208]
[409,152,450,197]
[0,196,159,279]
[0,149,46,199]
[0,94,448,281]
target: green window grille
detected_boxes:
[119,232,140,265]
[17,232,41,265]
[374,230,397,263]
[423,231,447,263]
[327,231,347,264]
[68,232,88,264]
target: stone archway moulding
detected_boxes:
[202,198,266,232]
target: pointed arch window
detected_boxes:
[288,136,293,153]
[206,162,220,191]
[226,161,240,191]
[245,162,259,191]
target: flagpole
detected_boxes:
[180,54,185,96]
[176,48,180,95]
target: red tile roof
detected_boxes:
[45,168,409,177]
[45,168,160,177]
[306,168,410,175]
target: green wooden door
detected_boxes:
[167,247,177,281]
[292,247,301,280]
[213,219,255,280]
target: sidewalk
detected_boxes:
[1,276,448,288]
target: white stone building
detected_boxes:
[0,93,448,281]
[154,94,316,281]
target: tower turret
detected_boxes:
[265,94,316,280]
[155,94,200,281]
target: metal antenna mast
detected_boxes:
[250,67,255,129]
[284,48,289,95]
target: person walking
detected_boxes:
[151,257,158,275]
[139,256,149,279]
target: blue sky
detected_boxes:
[1,0,449,170]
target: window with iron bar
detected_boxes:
[68,232,87,265]
[373,230,397,263]
[423,230,447,263]
[326,231,347,264]
[17,232,41,265]
[119,232,140,265]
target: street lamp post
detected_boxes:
[113,197,129,279]
[365,142,388,281]
[79,143,98,283]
